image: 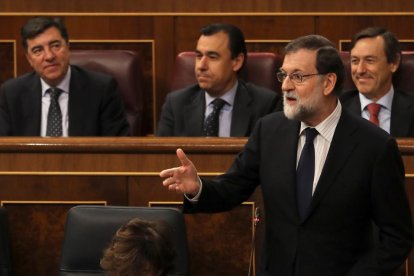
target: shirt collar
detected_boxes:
[204,80,238,108]
[41,66,71,96]
[300,100,342,143]
[359,85,394,111]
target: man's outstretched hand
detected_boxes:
[160,148,201,196]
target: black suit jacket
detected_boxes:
[0,65,129,136]
[156,81,282,136]
[340,89,414,137]
[184,109,413,275]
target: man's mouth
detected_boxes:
[355,74,372,82]
[197,74,210,81]
[284,92,298,104]
[44,64,58,71]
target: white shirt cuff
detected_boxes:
[184,176,203,203]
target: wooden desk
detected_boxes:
[0,137,412,276]
[0,137,251,276]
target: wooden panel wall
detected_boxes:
[0,3,414,135]
[1,0,414,12]
[0,137,254,276]
[0,137,412,276]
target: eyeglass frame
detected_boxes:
[276,70,327,84]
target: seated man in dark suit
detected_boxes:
[340,27,414,137]
[156,23,281,137]
[0,16,129,136]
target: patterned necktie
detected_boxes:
[46,87,63,137]
[296,128,318,220]
[203,98,226,136]
[367,103,381,126]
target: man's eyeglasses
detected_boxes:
[276,71,326,84]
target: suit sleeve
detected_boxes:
[348,138,413,275]
[184,118,262,213]
[156,93,175,136]
[99,78,130,136]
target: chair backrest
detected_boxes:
[0,207,12,276]
[170,51,282,94]
[59,205,189,276]
[340,51,414,93]
[70,50,146,136]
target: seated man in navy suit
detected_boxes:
[0,16,129,136]
[340,27,414,137]
[160,34,413,275]
[156,23,281,137]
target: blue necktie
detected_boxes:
[203,98,226,136]
[296,128,318,220]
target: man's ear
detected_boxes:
[323,73,337,96]
[390,53,401,73]
[232,53,245,72]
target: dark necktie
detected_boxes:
[46,87,63,137]
[203,98,226,137]
[296,128,318,220]
[367,103,381,126]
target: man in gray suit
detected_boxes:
[156,23,281,137]
[340,27,414,137]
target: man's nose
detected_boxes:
[197,56,208,69]
[354,61,366,74]
[44,47,56,60]
[281,75,294,92]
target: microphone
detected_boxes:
[248,207,261,276]
[254,207,261,227]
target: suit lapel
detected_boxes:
[184,90,205,136]
[21,75,42,135]
[306,110,359,220]
[390,90,414,136]
[231,82,253,136]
